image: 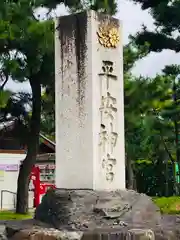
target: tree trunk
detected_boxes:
[172,81,180,195]
[161,135,175,194]
[16,79,41,214]
[126,158,135,190]
[174,118,180,195]
[165,156,169,197]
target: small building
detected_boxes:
[0,119,55,209]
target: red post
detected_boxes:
[30,166,40,207]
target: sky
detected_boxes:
[5,0,180,93]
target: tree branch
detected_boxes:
[160,135,174,164]
[0,72,9,90]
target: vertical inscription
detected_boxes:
[99,61,117,90]
[98,61,118,182]
[100,92,117,122]
[102,154,117,182]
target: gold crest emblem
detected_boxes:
[97,23,120,48]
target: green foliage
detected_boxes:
[123,42,149,72]
[130,0,180,52]
[128,0,180,195]
[153,196,180,214]
[0,90,11,108]
[40,0,81,9]
[89,0,118,14]
[41,0,118,14]
[41,89,55,139]
[136,161,174,196]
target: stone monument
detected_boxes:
[4,10,179,240]
[55,10,125,190]
[31,10,170,239]
[34,9,161,229]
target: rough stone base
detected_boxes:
[6,222,83,240]
[5,220,180,239]
[6,225,157,240]
[15,188,179,239]
[34,189,161,231]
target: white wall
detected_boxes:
[0,171,19,209]
[0,154,26,163]
[0,154,27,210]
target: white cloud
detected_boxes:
[133,50,180,77]
[117,0,155,44]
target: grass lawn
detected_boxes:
[153,196,180,214]
[0,211,33,220]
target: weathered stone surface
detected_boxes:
[127,229,155,239]
[0,234,7,240]
[5,219,52,238]
[0,225,7,240]
[5,220,83,240]
[5,222,180,240]
[11,228,83,240]
[34,189,161,231]
[55,10,125,190]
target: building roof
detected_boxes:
[39,133,55,151]
[0,119,55,150]
[36,153,55,161]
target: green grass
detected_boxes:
[0,211,33,220]
[153,196,180,214]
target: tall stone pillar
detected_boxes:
[55,10,125,190]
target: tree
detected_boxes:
[0,0,54,213]
[0,90,11,109]
[130,0,180,53]
[130,0,180,194]
[16,20,54,213]
[41,0,117,14]
[41,89,55,140]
